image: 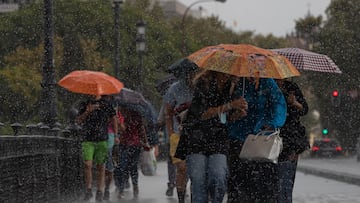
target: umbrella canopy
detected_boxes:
[58,70,124,95]
[113,88,157,124]
[167,58,199,78]
[271,48,342,74]
[155,74,177,96]
[188,44,300,79]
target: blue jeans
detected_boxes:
[105,149,114,172]
[186,153,227,203]
[278,161,297,203]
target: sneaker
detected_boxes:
[117,191,125,199]
[84,188,93,201]
[133,185,139,198]
[165,183,175,196]
[103,190,110,200]
[95,190,103,202]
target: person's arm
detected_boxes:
[140,124,150,151]
[117,111,126,134]
[112,115,119,135]
[292,83,309,116]
[270,80,287,128]
[258,79,287,130]
[201,97,248,120]
[75,102,98,125]
[165,103,175,135]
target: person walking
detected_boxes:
[76,95,118,202]
[103,106,125,200]
[114,108,150,199]
[175,70,248,203]
[158,100,177,196]
[276,79,309,203]
[227,77,287,203]
[164,58,198,203]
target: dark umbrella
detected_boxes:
[155,74,177,96]
[155,58,199,95]
[168,58,199,78]
[113,88,157,124]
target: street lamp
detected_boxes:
[113,0,123,79]
[136,20,146,92]
[181,0,226,55]
[40,0,57,128]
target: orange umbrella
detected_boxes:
[58,70,124,95]
[188,44,300,79]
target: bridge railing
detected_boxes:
[0,123,84,203]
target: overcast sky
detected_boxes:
[177,0,331,37]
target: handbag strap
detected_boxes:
[253,129,280,140]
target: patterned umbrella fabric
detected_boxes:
[188,44,300,79]
[271,48,342,74]
[58,70,124,95]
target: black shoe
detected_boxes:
[165,183,175,196]
[117,191,125,199]
[103,190,110,200]
[84,188,93,201]
[95,190,103,202]
[177,191,186,203]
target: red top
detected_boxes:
[119,110,144,146]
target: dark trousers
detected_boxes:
[227,139,279,203]
[168,154,177,186]
[114,145,141,191]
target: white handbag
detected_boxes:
[239,129,283,163]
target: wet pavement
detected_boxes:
[297,156,360,186]
[78,156,360,203]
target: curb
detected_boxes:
[297,165,360,186]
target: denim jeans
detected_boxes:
[186,153,227,203]
[278,161,297,203]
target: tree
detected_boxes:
[309,0,360,152]
[0,0,291,125]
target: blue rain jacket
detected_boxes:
[227,78,287,141]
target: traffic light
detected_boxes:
[331,89,341,107]
[322,128,329,135]
[332,90,339,97]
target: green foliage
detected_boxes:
[299,0,360,152]
[0,0,289,126]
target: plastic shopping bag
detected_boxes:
[140,148,157,176]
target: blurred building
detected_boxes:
[149,0,201,19]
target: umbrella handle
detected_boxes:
[242,77,245,96]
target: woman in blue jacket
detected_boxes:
[227,77,287,203]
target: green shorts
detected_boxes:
[82,141,108,164]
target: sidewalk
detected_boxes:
[80,157,360,203]
[84,161,191,203]
[297,156,360,186]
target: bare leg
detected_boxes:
[105,170,113,190]
[175,160,187,203]
[96,164,106,192]
[84,160,93,189]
